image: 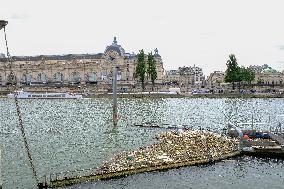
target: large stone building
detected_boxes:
[253,69,284,85]
[0,37,164,91]
[164,66,205,87]
[206,71,225,88]
[249,64,284,85]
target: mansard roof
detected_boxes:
[0,53,104,62]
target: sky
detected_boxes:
[1,0,284,76]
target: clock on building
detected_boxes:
[106,50,119,62]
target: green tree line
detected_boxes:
[134,49,157,91]
[224,54,255,90]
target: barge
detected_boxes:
[7,90,82,99]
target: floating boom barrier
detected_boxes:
[49,130,240,188]
[49,151,240,188]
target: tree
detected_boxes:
[240,67,255,84]
[224,54,240,90]
[135,49,146,90]
[147,52,157,91]
[257,78,264,84]
[246,68,255,84]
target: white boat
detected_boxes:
[7,90,82,99]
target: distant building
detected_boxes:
[206,71,225,88]
[250,64,278,74]
[178,66,205,85]
[0,37,164,89]
[250,65,283,85]
[0,53,5,58]
[254,72,284,85]
[164,66,205,87]
[164,70,180,85]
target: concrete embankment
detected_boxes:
[187,93,284,98]
[89,93,284,99]
[93,93,184,99]
[50,130,240,188]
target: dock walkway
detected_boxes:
[50,151,240,188]
[268,133,284,145]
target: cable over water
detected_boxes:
[14,94,39,183]
[3,22,39,184]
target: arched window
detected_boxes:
[21,74,32,84]
[7,73,17,85]
[86,72,97,84]
[53,72,64,82]
[37,73,48,83]
[69,72,80,84]
[101,71,107,80]
[117,67,121,81]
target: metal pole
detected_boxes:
[251,114,254,130]
[113,64,118,126]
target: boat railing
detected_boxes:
[231,121,283,135]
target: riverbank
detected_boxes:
[1,93,284,99]
[89,93,284,99]
[186,93,284,98]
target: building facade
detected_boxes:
[206,71,225,88]
[250,65,283,85]
[0,38,164,90]
[254,72,284,85]
[164,66,205,87]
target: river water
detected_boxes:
[0,98,283,189]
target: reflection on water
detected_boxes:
[0,98,284,189]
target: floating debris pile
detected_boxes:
[96,130,239,174]
[50,130,240,187]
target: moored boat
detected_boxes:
[7,90,82,99]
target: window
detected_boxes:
[53,72,64,82]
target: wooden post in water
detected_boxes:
[106,47,119,126]
[113,65,118,126]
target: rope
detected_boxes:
[14,94,39,183]
[3,26,11,62]
[3,24,39,184]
